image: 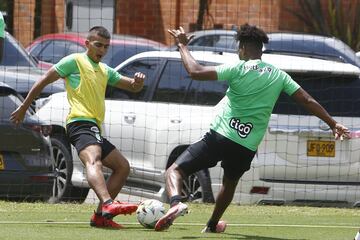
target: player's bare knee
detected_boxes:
[86,158,102,169]
[223,176,239,189]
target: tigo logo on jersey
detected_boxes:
[229,118,253,138]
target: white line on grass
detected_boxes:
[0,221,357,229]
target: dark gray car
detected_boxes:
[0,32,64,100]
[0,83,55,201]
[178,29,360,68]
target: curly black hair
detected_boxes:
[87,26,111,40]
[236,23,269,49]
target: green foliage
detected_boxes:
[289,0,360,51]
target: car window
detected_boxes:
[28,42,45,58]
[190,35,236,49]
[0,93,30,119]
[273,73,360,117]
[1,33,37,67]
[103,44,161,68]
[153,60,227,105]
[37,40,85,64]
[107,58,161,100]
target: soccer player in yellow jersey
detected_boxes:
[11,26,144,229]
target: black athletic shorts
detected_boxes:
[175,129,256,181]
[66,121,116,160]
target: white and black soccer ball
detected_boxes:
[136,199,165,229]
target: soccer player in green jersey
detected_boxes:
[0,11,5,62]
[11,26,144,229]
[155,24,350,233]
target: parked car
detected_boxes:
[0,32,64,102]
[26,32,167,68]
[0,31,52,70]
[0,83,55,201]
[177,29,360,68]
[35,50,360,206]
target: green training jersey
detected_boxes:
[212,59,300,151]
[0,12,5,38]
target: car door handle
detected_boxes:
[170,118,182,124]
[124,113,136,124]
[268,127,332,137]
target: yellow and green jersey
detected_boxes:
[54,53,121,127]
[213,59,300,151]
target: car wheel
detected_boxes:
[48,135,89,203]
[182,169,215,203]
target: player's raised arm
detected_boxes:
[168,26,217,81]
[291,87,350,140]
[10,67,61,126]
[115,72,145,93]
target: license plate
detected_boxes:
[307,140,335,157]
[0,154,4,170]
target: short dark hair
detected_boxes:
[236,23,269,49]
[87,26,111,40]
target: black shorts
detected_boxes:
[66,121,116,160]
[175,130,256,180]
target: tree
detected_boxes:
[288,0,360,51]
[195,0,214,30]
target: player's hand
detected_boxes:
[168,26,194,46]
[332,122,350,140]
[131,72,145,91]
[10,105,27,127]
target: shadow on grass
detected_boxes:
[181,233,306,240]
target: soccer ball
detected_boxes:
[136,199,165,229]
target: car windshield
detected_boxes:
[102,44,162,68]
[189,34,237,49]
[1,32,38,67]
[0,93,31,119]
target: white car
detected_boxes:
[36,51,360,207]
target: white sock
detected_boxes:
[355,231,360,240]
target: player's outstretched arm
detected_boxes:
[115,72,145,93]
[168,26,217,81]
[291,87,350,140]
[10,67,61,126]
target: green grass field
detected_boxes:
[0,201,358,240]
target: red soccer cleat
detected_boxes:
[102,201,138,219]
[154,202,188,231]
[201,220,227,233]
[90,212,124,229]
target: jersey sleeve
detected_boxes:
[215,61,245,82]
[106,65,122,86]
[282,71,300,96]
[0,13,5,38]
[54,54,78,77]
